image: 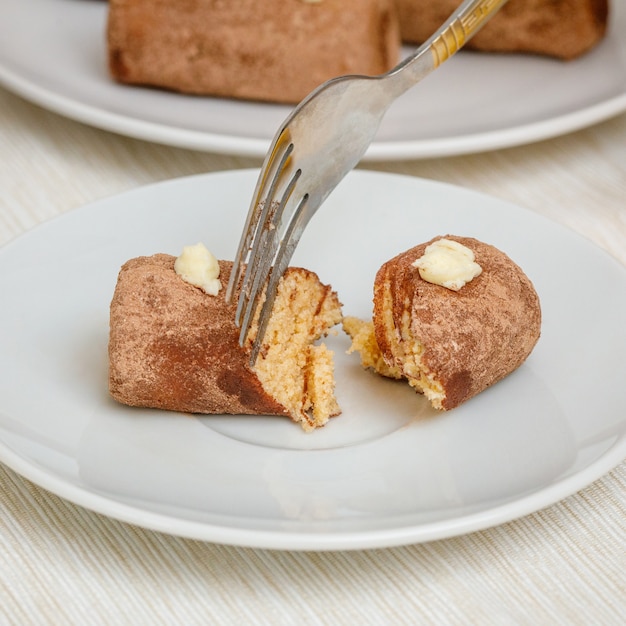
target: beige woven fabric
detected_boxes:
[0,86,625,625]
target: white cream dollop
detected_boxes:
[174,243,221,296]
[412,238,482,291]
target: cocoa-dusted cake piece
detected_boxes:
[107,0,400,104]
[345,236,541,410]
[396,0,608,60]
[108,253,343,431]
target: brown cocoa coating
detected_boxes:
[373,236,541,410]
[396,0,608,60]
[108,254,289,416]
[107,0,400,104]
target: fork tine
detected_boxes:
[225,129,292,304]
[236,166,302,344]
[225,122,309,355]
[233,195,277,321]
[247,192,310,364]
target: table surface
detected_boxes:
[1,81,625,624]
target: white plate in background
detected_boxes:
[0,0,624,159]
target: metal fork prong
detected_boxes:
[233,199,276,323]
[248,193,310,365]
[230,142,293,318]
[237,167,302,346]
[225,133,293,304]
[224,198,262,303]
[238,173,299,314]
[238,165,300,319]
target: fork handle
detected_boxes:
[385,0,509,97]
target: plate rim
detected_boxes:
[0,420,624,551]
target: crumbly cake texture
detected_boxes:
[107,0,400,104]
[108,254,343,431]
[396,0,608,60]
[344,236,541,411]
[343,316,403,381]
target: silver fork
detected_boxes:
[226,0,508,363]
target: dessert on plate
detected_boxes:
[106,0,401,104]
[109,233,540,428]
[106,0,609,106]
[345,236,541,410]
[108,245,343,432]
[396,0,609,60]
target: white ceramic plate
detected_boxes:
[0,0,625,159]
[1,169,625,551]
